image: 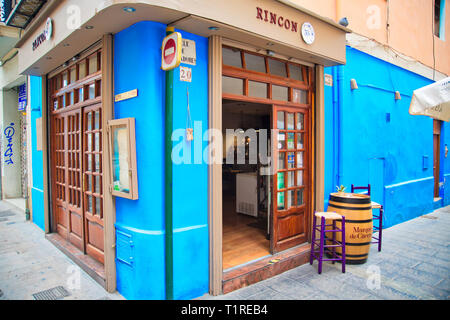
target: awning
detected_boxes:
[409,77,450,122]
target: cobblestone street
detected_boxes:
[200,206,450,300]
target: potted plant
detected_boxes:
[336,185,346,194]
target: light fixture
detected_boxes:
[72,54,80,62]
[266,42,275,46]
[85,25,94,30]
[395,91,401,100]
[46,57,52,60]
[339,17,349,27]
[63,43,70,47]
[267,50,275,57]
[350,79,358,90]
[208,26,219,31]
[123,7,136,13]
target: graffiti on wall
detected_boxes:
[4,122,15,165]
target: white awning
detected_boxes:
[409,77,450,122]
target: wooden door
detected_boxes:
[271,106,309,253]
[434,120,441,198]
[51,110,84,251]
[82,105,105,263]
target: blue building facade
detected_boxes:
[324,46,450,228]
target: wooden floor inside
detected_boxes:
[222,194,270,270]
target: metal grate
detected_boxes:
[32,286,70,300]
[0,211,15,218]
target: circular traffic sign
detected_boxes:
[164,38,176,65]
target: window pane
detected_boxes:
[244,53,266,73]
[268,59,287,77]
[296,113,304,130]
[287,171,295,188]
[95,197,101,215]
[287,190,295,208]
[277,192,285,210]
[287,133,295,150]
[70,67,76,83]
[278,152,285,170]
[79,60,86,79]
[277,111,285,129]
[222,47,242,68]
[278,133,285,150]
[297,152,304,168]
[297,133,303,149]
[222,76,244,95]
[79,88,84,102]
[297,189,304,205]
[62,72,68,87]
[248,81,267,98]
[272,85,289,101]
[88,84,95,99]
[88,55,98,74]
[277,172,285,190]
[289,64,304,81]
[287,113,294,130]
[288,152,295,169]
[297,171,303,186]
[293,89,308,104]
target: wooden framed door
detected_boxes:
[271,106,310,253]
[82,105,105,263]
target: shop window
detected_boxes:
[223,47,242,68]
[272,85,289,101]
[223,76,244,95]
[248,80,268,98]
[108,118,139,200]
[244,52,266,73]
[289,64,304,81]
[268,59,287,77]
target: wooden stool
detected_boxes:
[310,212,346,274]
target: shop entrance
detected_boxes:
[220,45,313,272]
[49,48,105,264]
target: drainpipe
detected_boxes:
[336,65,345,187]
[332,67,339,190]
[164,26,174,301]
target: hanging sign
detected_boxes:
[181,39,196,66]
[18,83,27,111]
[0,0,12,23]
[161,32,182,71]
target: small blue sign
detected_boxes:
[18,83,27,111]
[288,154,295,164]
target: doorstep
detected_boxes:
[46,233,106,289]
[222,243,310,294]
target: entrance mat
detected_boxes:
[32,286,70,300]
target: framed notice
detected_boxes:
[108,118,138,200]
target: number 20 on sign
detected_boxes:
[161,32,182,71]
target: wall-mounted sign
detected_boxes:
[180,66,192,82]
[32,18,53,51]
[0,0,11,23]
[3,122,15,165]
[18,83,27,111]
[181,39,196,66]
[115,89,138,102]
[325,74,333,87]
[301,22,315,45]
[161,32,182,71]
[256,7,316,46]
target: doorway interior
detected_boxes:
[222,99,272,270]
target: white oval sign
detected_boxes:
[301,22,315,45]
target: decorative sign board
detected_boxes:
[115,89,138,102]
[161,32,182,71]
[325,74,333,87]
[301,22,315,45]
[181,39,196,66]
[18,83,27,111]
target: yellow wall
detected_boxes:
[289,0,450,76]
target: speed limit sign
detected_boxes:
[161,32,182,71]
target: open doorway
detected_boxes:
[222,99,272,270]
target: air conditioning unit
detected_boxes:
[236,172,258,217]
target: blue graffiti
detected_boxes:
[4,123,15,165]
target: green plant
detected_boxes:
[336,185,346,193]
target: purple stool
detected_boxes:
[310,212,346,274]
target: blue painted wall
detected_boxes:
[29,76,45,231]
[324,47,442,228]
[113,21,209,300]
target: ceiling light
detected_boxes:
[85,25,94,30]
[63,43,70,47]
[123,7,136,13]
[208,26,219,31]
[266,50,275,57]
[267,42,275,46]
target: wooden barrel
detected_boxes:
[326,192,373,264]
